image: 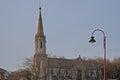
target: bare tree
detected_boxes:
[22,57,33,70]
[113,57,120,79]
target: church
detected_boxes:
[31,8,103,80]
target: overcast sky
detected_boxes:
[0,0,120,71]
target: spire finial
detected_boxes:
[39,7,41,10]
[39,2,41,11]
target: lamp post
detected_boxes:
[89,29,106,80]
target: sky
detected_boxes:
[0,0,120,71]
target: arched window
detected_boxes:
[40,41,42,48]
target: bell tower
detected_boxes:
[35,7,46,54]
[32,8,48,80]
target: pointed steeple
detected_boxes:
[36,7,44,37]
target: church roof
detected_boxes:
[48,58,73,69]
[72,57,86,70]
[48,57,99,70]
[48,56,87,70]
[83,59,99,70]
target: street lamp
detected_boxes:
[89,29,106,80]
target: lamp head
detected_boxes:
[89,36,96,43]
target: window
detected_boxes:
[40,41,42,48]
[0,74,1,80]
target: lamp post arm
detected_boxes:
[92,29,105,37]
[91,29,106,48]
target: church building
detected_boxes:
[31,8,103,80]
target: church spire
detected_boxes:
[36,7,44,36]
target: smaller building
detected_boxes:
[9,69,31,80]
[0,68,9,80]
